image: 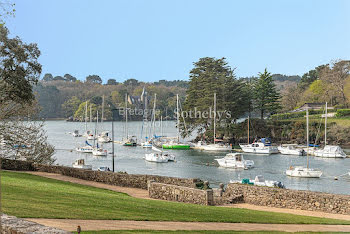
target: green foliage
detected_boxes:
[183,57,249,137]
[62,96,81,117]
[33,84,61,118]
[64,73,77,82]
[106,79,118,85]
[336,109,350,117]
[0,26,41,105]
[42,73,53,81]
[252,69,280,119]
[86,75,102,84]
[2,171,349,224]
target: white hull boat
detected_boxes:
[97,166,111,171]
[314,145,346,158]
[286,166,322,178]
[72,159,92,170]
[92,147,107,156]
[76,141,94,153]
[215,153,254,169]
[144,153,169,163]
[201,143,232,151]
[71,130,82,137]
[240,143,279,154]
[278,145,305,156]
[151,145,175,161]
[98,131,112,143]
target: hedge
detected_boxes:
[336,109,350,117]
[271,109,336,120]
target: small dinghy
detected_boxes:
[72,159,92,170]
[231,175,285,188]
[215,153,254,169]
[97,166,111,171]
[71,130,82,137]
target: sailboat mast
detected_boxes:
[306,107,309,169]
[213,93,216,144]
[85,101,88,131]
[101,95,104,124]
[125,93,128,139]
[90,105,92,124]
[177,94,180,143]
[161,115,163,137]
[94,111,98,147]
[325,102,327,146]
[247,116,250,144]
[152,94,157,137]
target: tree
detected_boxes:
[319,60,350,105]
[183,57,248,137]
[253,68,280,119]
[64,73,77,82]
[124,78,138,86]
[62,96,81,117]
[86,75,102,84]
[52,75,66,81]
[0,26,54,164]
[42,73,53,81]
[0,1,15,26]
[106,78,118,85]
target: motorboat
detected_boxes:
[278,144,305,156]
[123,136,137,146]
[76,141,94,153]
[97,166,111,171]
[215,153,254,169]
[314,145,347,158]
[239,138,279,154]
[98,131,112,143]
[72,159,92,169]
[230,175,285,188]
[71,130,82,137]
[144,153,169,163]
[152,145,175,161]
[286,166,322,178]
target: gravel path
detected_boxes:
[25,219,350,232]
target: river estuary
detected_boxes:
[44,120,350,195]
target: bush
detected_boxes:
[336,109,350,117]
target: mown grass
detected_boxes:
[1,171,350,224]
[79,231,288,234]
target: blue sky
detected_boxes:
[6,0,350,83]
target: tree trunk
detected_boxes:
[260,109,264,120]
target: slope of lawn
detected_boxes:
[1,171,350,224]
[79,231,288,234]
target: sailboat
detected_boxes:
[122,93,137,146]
[98,95,112,143]
[199,93,232,151]
[92,111,107,156]
[83,102,94,140]
[141,91,153,148]
[144,145,175,163]
[162,94,191,149]
[314,102,346,158]
[286,107,322,178]
[239,116,279,154]
[76,140,94,153]
[215,153,254,169]
[86,104,96,140]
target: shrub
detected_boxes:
[336,109,350,117]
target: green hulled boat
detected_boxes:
[162,144,191,149]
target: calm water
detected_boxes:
[44,120,350,195]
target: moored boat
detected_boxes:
[144,153,169,163]
[76,141,94,153]
[240,138,279,154]
[278,144,305,156]
[230,175,285,188]
[286,166,322,178]
[314,145,346,158]
[215,153,254,169]
[72,159,92,169]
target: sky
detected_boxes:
[5,0,350,83]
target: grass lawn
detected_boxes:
[1,171,350,224]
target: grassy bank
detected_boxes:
[2,171,350,224]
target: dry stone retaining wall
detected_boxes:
[0,159,201,189]
[148,181,213,205]
[223,183,350,215]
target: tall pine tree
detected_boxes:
[253,68,280,119]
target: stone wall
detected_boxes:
[148,181,213,205]
[1,214,69,234]
[0,159,202,190]
[223,183,350,215]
